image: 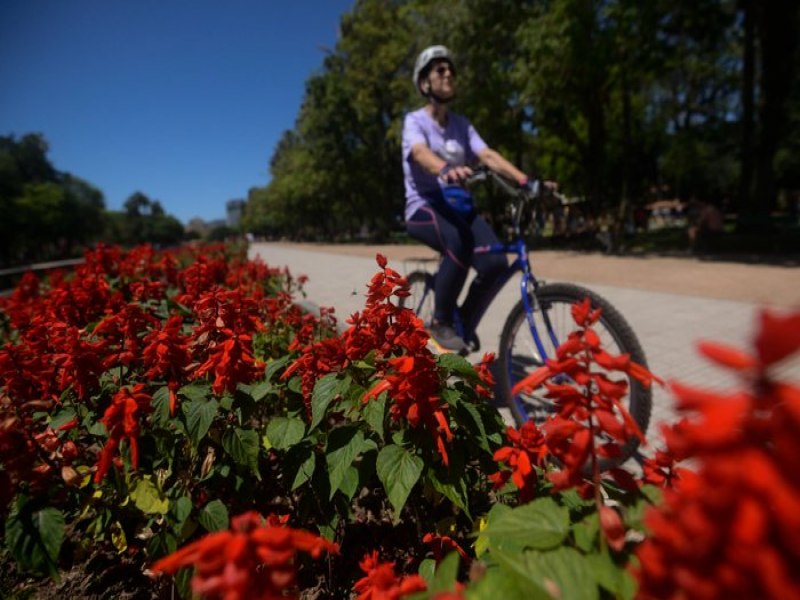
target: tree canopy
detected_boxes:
[243,0,800,240]
[0,133,185,266]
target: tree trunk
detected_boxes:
[738,0,755,216]
[750,0,798,230]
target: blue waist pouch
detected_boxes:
[440,185,475,217]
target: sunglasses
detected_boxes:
[433,64,454,77]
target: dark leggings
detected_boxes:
[406,202,508,331]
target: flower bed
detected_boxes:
[0,243,798,599]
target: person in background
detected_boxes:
[402,45,549,352]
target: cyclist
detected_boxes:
[402,44,542,352]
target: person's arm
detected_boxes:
[476,147,528,186]
[410,143,474,183]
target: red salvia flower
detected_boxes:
[489,420,548,503]
[474,352,496,398]
[422,532,470,563]
[193,332,264,396]
[352,550,427,600]
[510,298,660,494]
[49,322,107,401]
[142,315,191,414]
[287,255,460,465]
[95,384,153,483]
[152,511,338,600]
[640,430,689,489]
[94,303,159,370]
[635,308,800,599]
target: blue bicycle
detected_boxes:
[399,167,652,468]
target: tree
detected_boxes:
[0,134,106,264]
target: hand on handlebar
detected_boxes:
[439,164,474,184]
[522,178,559,200]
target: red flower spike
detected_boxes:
[94,384,153,483]
[491,421,548,503]
[635,308,800,599]
[353,550,427,600]
[599,505,626,552]
[754,310,800,367]
[153,511,338,600]
[422,532,471,563]
[697,341,757,371]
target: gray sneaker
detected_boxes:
[428,321,468,353]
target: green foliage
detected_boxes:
[0,244,666,597]
[244,0,800,242]
[5,498,65,579]
[0,135,186,267]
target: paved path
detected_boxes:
[249,242,800,444]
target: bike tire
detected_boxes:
[398,271,436,326]
[497,282,652,469]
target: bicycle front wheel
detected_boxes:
[398,271,435,326]
[497,283,652,468]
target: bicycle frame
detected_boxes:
[455,235,558,364]
[444,168,562,363]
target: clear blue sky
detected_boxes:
[0,0,354,224]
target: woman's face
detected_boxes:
[425,60,456,100]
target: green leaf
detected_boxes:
[466,562,550,600]
[573,512,600,552]
[130,477,169,515]
[418,558,437,584]
[440,387,461,408]
[110,521,127,554]
[429,551,461,595]
[286,445,316,490]
[151,386,172,427]
[182,397,219,446]
[587,551,636,599]
[362,394,386,440]
[455,402,491,452]
[317,513,339,542]
[250,380,273,402]
[436,353,480,382]
[326,426,365,499]
[170,496,193,533]
[479,497,569,552]
[427,469,470,517]
[640,484,663,505]
[5,499,65,577]
[147,530,178,559]
[338,465,360,499]
[376,445,424,518]
[49,407,76,430]
[222,427,261,476]
[288,376,302,395]
[179,383,212,403]
[310,374,351,431]
[494,547,599,600]
[198,499,229,532]
[265,417,306,450]
[265,355,292,381]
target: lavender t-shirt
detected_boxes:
[402,107,488,220]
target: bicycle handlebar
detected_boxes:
[458,165,566,236]
[462,165,566,207]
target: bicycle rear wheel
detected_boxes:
[398,271,435,326]
[497,283,652,469]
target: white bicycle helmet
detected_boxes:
[412,45,455,96]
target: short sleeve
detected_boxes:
[402,112,428,161]
[467,122,488,159]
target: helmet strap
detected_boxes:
[421,77,454,105]
[427,90,454,105]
